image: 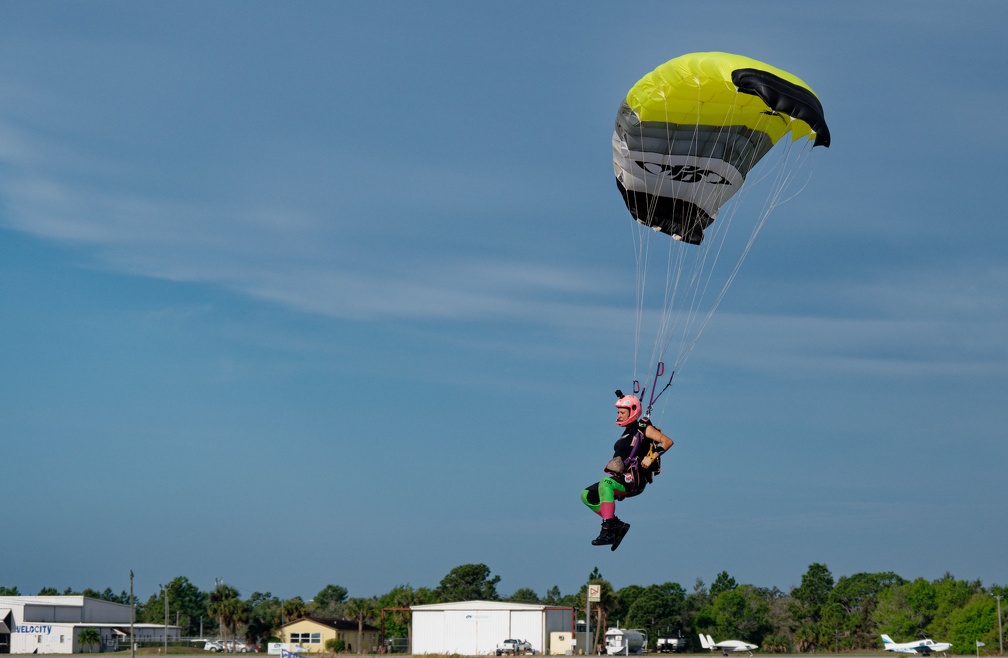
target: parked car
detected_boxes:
[496,639,534,655]
[226,641,252,653]
[657,634,687,653]
[384,638,409,653]
[204,641,225,652]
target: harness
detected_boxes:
[619,361,674,494]
[619,422,663,497]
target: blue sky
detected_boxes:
[2,1,1006,602]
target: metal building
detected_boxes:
[410,600,575,656]
[0,596,178,654]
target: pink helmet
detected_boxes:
[615,394,642,426]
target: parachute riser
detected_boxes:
[643,362,675,419]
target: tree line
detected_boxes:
[3,563,1005,654]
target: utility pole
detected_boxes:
[130,571,135,658]
[586,584,601,656]
[996,595,1003,655]
[162,584,169,655]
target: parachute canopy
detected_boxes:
[612,52,831,415]
[613,51,830,245]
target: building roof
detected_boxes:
[0,595,130,611]
[411,599,559,611]
[281,616,379,632]
[0,596,88,606]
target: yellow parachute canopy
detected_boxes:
[613,51,830,244]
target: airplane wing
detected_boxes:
[886,639,950,655]
[910,640,951,654]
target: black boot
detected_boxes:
[591,519,617,546]
[610,518,630,551]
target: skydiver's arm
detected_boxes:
[640,424,673,469]
[644,424,674,451]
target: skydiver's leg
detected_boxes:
[597,477,626,519]
[583,477,631,548]
[581,483,602,516]
[581,478,627,518]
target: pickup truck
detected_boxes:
[496,639,534,655]
[656,635,687,653]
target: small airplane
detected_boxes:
[699,634,758,656]
[881,635,953,656]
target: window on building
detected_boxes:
[290,633,321,645]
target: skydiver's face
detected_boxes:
[617,407,630,423]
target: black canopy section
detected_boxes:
[732,68,831,147]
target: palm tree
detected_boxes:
[390,588,424,654]
[78,627,101,653]
[223,596,250,650]
[208,584,241,650]
[344,597,379,654]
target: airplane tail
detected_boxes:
[699,634,710,650]
[882,635,895,646]
[707,636,716,649]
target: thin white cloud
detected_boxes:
[0,121,616,325]
[6,121,1005,392]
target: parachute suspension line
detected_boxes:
[628,180,659,390]
[761,138,817,218]
[656,83,707,371]
[665,98,738,371]
[663,92,757,371]
[648,93,819,381]
[637,81,719,391]
[622,144,647,390]
[651,86,737,378]
[628,180,664,391]
[638,91,690,389]
[673,118,819,370]
[648,234,680,387]
[630,212,648,389]
[630,84,686,391]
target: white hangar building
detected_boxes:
[0,595,178,654]
[410,600,575,656]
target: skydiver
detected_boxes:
[580,391,674,550]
